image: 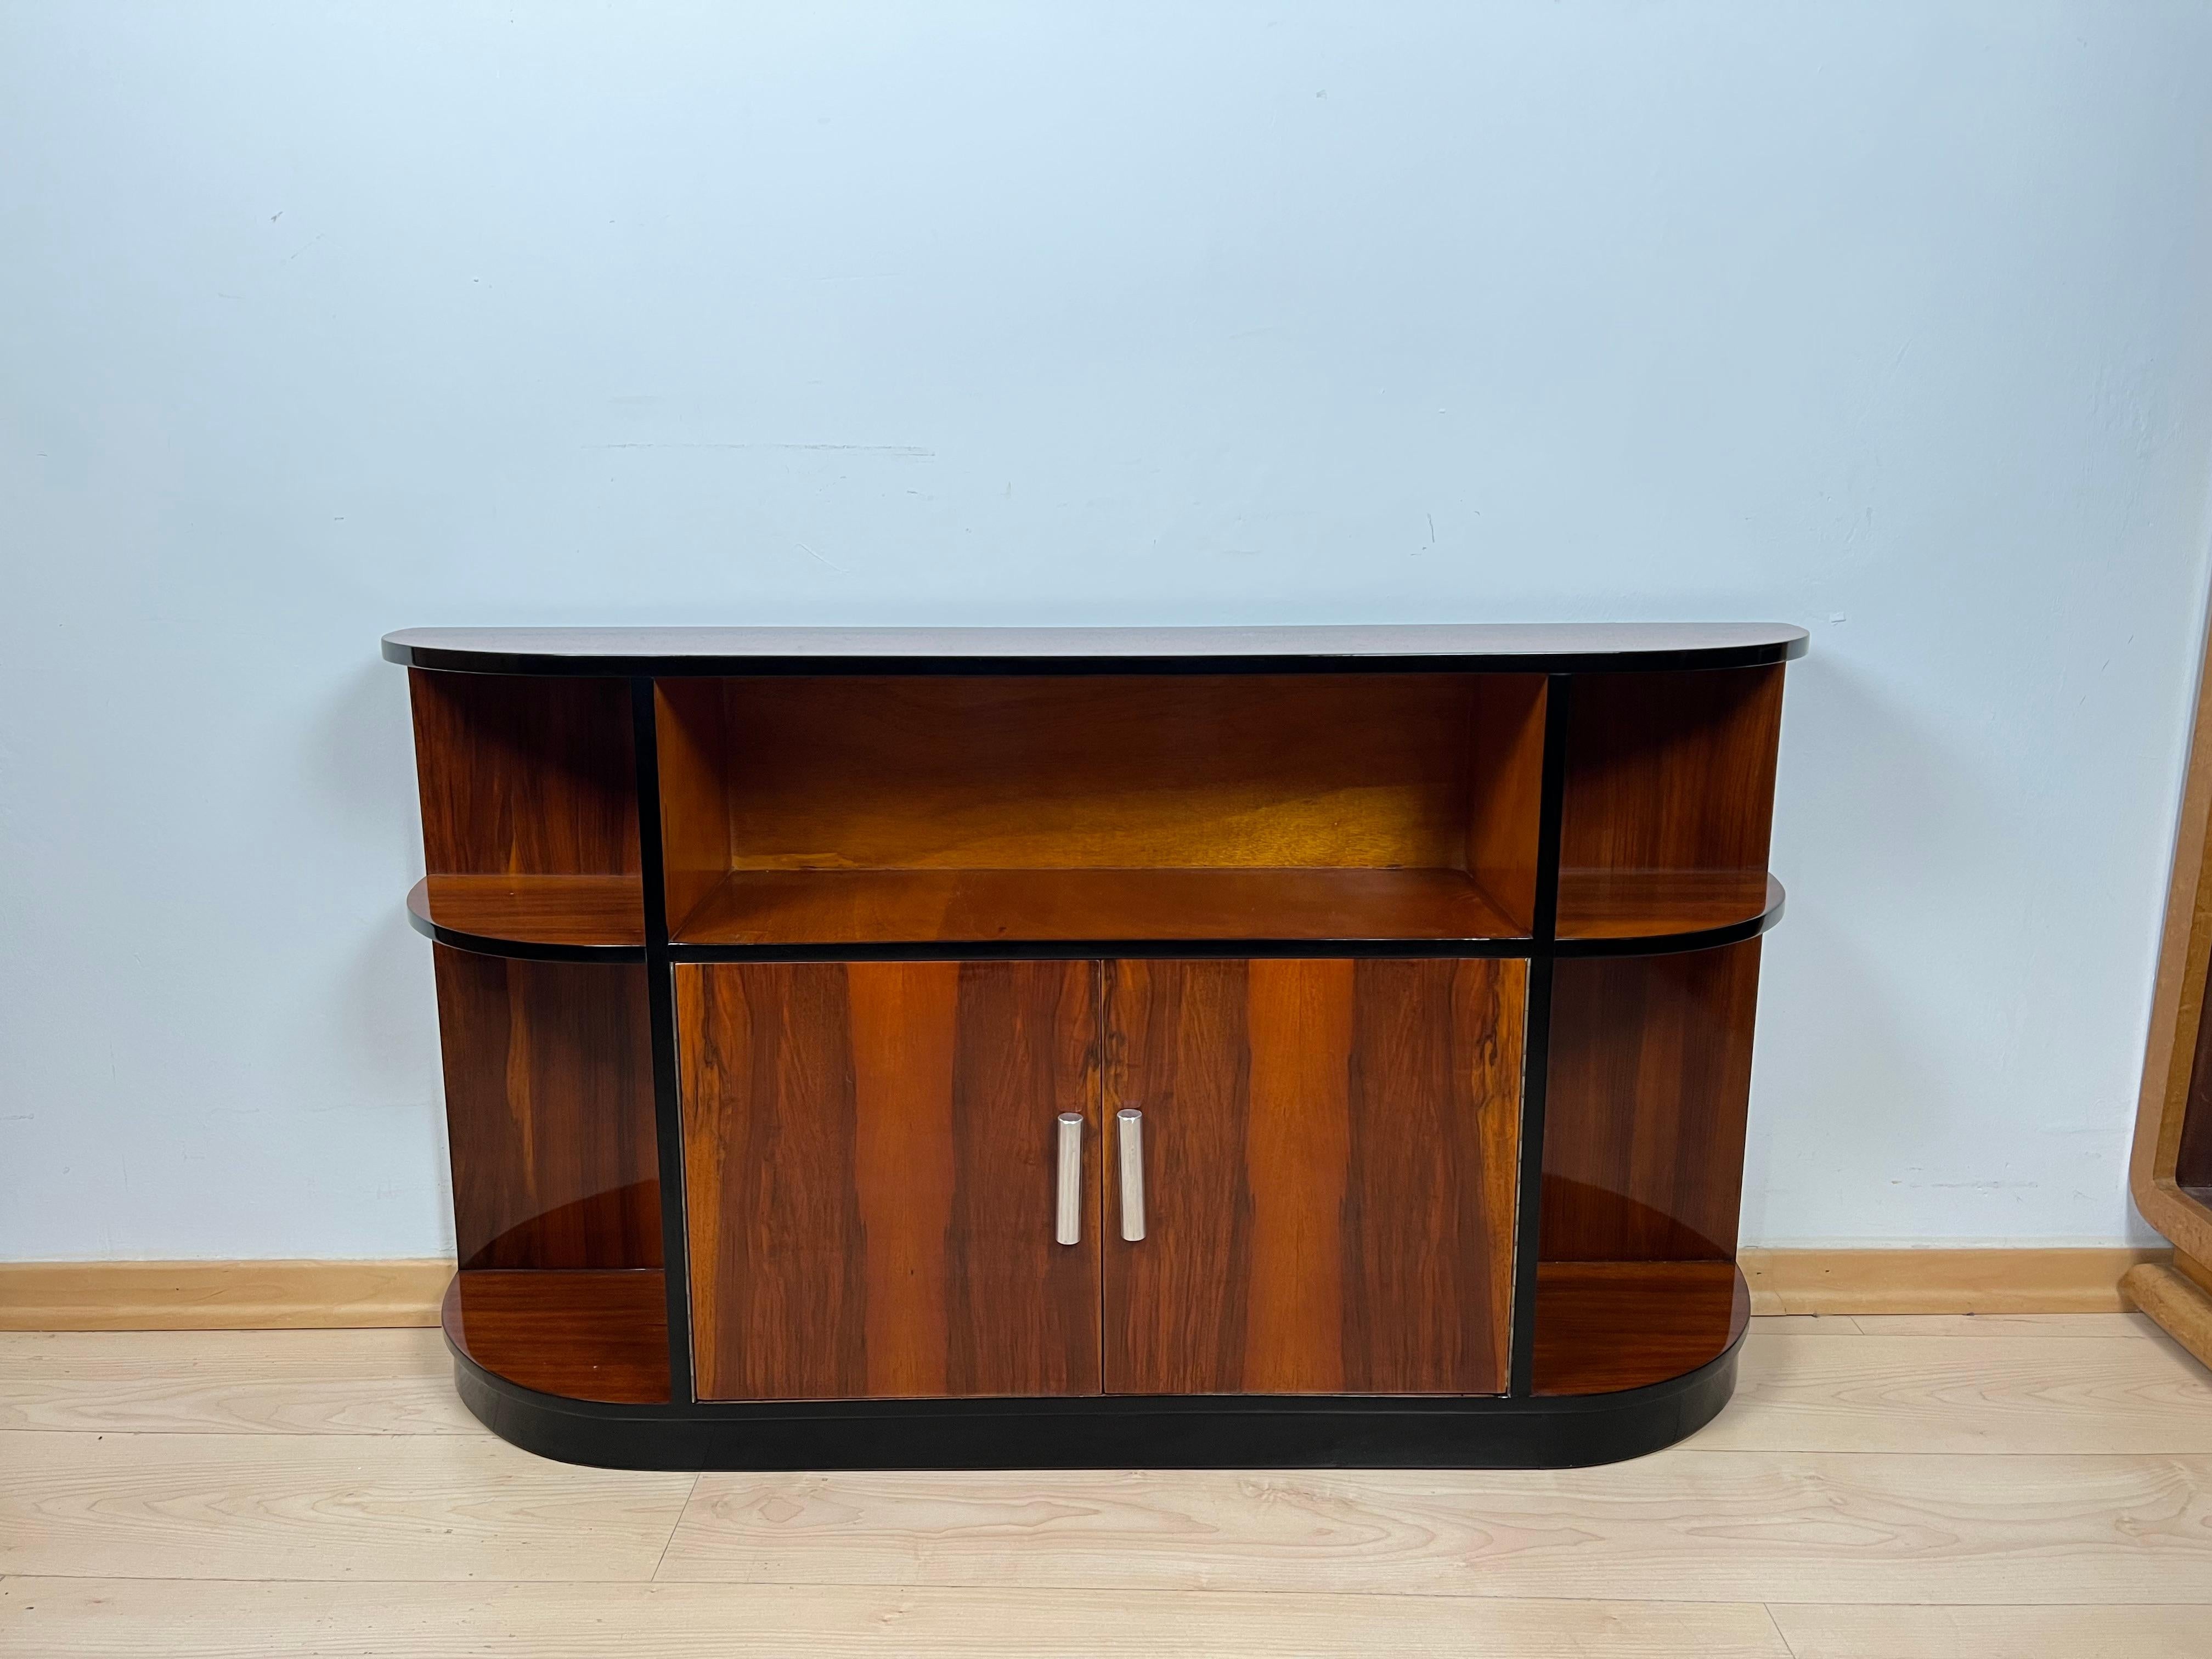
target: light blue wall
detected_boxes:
[5,2,2211,1256]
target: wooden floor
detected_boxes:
[2,1313,2207,1656]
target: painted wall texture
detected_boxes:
[4,3,2212,1257]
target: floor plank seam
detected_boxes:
[1759,1602,1799,1658]
[650,1475,702,1583]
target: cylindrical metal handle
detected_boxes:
[1055,1113,1084,1245]
[1117,1108,1146,1242]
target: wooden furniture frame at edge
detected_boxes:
[2127,603,2212,1367]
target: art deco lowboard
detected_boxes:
[385,623,1804,1469]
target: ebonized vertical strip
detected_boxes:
[1508,673,1573,1397]
[631,676,697,1403]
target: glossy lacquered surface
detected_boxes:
[1541,941,1764,1263]
[1102,958,1524,1396]
[656,673,1547,939]
[432,947,662,1273]
[408,670,639,878]
[674,867,1526,947]
[1531,1261,1751,1396]
[396,625,1797,1468]
[387,621,1810,676]
[442,1268,669,1404]
[408,876,645,952]
[676,960,1102,1401]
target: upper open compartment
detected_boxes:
[654,673,1547,947]
[406,670,645,950]
[1555,665,1785,941]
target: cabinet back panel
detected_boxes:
[1541,940,1763,1263]
[679,960,1102,1401]
[659,674,1543,879]
[432,946,662,1272]
[1102,956,1523,1396]
[1559,666,1782,879]
[409,670,640,877]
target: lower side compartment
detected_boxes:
[443,1273,1746,1474]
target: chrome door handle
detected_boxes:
[1055,1113,1084,1245]
[1117,1108,1146,1242]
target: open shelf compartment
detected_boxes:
[654,673,1548,947]
[1555,666,1784,942]
[407,671,646,946]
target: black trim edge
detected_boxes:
[447,1328,1744,1472]
[385,641,1808,679]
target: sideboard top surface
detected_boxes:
[383,622,1808,677]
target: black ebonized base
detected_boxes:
[448,1337,1743,1472]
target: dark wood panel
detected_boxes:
[432,947,662,1271]
[653,680,733,935]
[1559,665,1784,882]
[1531,1260,1748,1396]
[1463,676,1549,932]
[679,960,1101,1401]
[1555,870,1780,942]
[410,875,645,948]
[2174,941,2212,1192]
[443,1269,669,1404]
[408,669,639,877]
[1102,957,1523,1396]
[703,674,1508,873]
[676,866,1523,947]
[1542,941,1763,1262]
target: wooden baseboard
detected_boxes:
[1739,1246,2164,1315]
[0,1260,453,1330]
[0,1248,2164,1331]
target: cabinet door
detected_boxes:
[677,960,1101,1401]
[1102,957,1524,1396]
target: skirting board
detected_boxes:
[0,1260,455,1330]
[0,1248,2168,1331]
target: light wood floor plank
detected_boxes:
[0,1329,476,1435]
[1747,1315,1863,1336]
[0,1578,1792,1658]
[1769,1602,2212,1658]
[0,1433,695,1582]
[1847,1313,2160,1339]
[1700,1331,2212,1453]
[658,1453,2212,1604]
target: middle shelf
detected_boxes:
[673,865,1525,946]
[405,866,1784,955]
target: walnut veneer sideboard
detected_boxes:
[386,623,1805,1469]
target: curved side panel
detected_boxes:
[443,1273,1748,1472]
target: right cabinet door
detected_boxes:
[1101,957,1526,1396]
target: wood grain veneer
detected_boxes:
[408,875,645,949]
[432,947,662,1272]
[441,1269,670,1404]
[654,675,1544,931]
[1101,957,1523,1395]
[1532,1260,1750,1395]
[1558,667,1783,912]
[678,960,1102,1401]
[408,670,639,878]
[1541,941,1763,1263]
[1555,871,1780,942]
[674,867,1522,947]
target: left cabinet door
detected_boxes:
[676,960,1103,1401]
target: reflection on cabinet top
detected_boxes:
[384,622,1809,678]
